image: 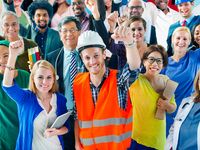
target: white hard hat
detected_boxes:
[77,30,106,53]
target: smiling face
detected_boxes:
[154,0,168,11]
[128,0,144,18]
[130,20,146,43]
[59,21,80,50]
[81,47,106,76]
[2,14,19,41]
[14,0,23,7]
[0,45,9,74]
[72,0,85,16]
[33,67,54,94]
[177,2,193,18]
[143,51,164,76]
[194,24,200,47]
[172,30,191,56]
[33,9,50,29]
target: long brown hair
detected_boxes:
[193,70,200,103]
[29,60,58,94]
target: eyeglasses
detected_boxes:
[60,28,78,34]
[128,6,143,10]
[3,22,18,29]
[146,57,163,65]
[72,1,83,6]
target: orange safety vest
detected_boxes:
[73,70,132,150]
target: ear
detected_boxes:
[103,49,107,59]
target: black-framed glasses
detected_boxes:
[60,28,78,34]
[146,57,163,65]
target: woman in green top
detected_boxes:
[0,40,29,150]
[129,45,177,150]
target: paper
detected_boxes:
[50,111,72,129]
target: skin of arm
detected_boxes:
[157,98,177,114]
[3,40,24,86]
[111,26,141,70]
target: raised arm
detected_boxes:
[3,40,24,87]
[111,26,141,70]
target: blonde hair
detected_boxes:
[29,60,58,94]
[193,70,200,103]
[172,26,192,43]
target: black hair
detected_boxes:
[28,0,53,22]
[58,16,82,31]
[191,23,200,49]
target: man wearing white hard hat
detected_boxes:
[166,0,200,56]
[73,28,141,150]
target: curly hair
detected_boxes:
[28,0,53,22]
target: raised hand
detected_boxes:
[107,11,118,33]
[9,39,24,57]
[111,26,134,45]
[85,0,100,20]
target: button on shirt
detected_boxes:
[34,25,48,55]
[63,49,78,110]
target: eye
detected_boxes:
[85,56,90,61]
[94,54,99,59]
[157,59,163,64]
[131,28,136,32]
[4,54,8,58]
[37,76,43,79]
[138,27,143,31]
[47,76,52,80]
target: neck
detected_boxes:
[172,52,186,61]
[90,65,106,87]
[37,92,52,102]
[7,36,20,42]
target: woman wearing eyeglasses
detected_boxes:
[129,45,176,150]
[161,26,200,136]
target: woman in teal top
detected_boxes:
[0,40,30,150]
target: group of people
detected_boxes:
[0,0,199,150]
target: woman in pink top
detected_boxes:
[51,0,74,30]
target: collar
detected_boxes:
[180,15,194,24]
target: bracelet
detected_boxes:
[6,66,15,71]
[125,42,135,48]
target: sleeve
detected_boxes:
[2,0,15,12]
[2,82,29,105]
[57,94,70,130]
[165,123,174,150]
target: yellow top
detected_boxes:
[129,74,176,150]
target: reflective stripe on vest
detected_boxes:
[80,131,132,146]
[79,116,132,129]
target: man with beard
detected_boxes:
[3,0,63,58]
[71,0,106,33]
[154,0,180,49]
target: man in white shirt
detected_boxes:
[154,0,181,49]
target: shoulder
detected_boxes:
[23,37,37,47]
[46,48,63,59]
[47,28,60,35]
[17,69,30,78]
[56,92,66,100]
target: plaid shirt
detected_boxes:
[74,64,140,119]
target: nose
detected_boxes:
[89,57,96,65]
